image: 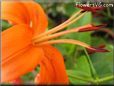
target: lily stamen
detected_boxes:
[37,39,92,49]
[33,24,106,44]
[33,24,93,43]
[33,10,85,40]
[36,39,108,52]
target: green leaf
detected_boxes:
[2,20,12,31]
[64,12,92,45]
[21,72,35,83]
[54,43,77,69]
[74,55,92,76]
[68,12,92,28]
[91,37,107,46]
[64,3,80,16]
[66,55,93,84]
[90,44,113,84]
[67,70,94,84]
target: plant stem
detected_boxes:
[83,48,100,84]
[94,75,114,83]
[107,7,111,17]
[101,11,114,20]
[68,74,114,84]
[68,74,94,83]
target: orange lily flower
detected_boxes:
[1,1,107,84]
[1,1,68,84]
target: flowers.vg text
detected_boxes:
[75,2,113,7]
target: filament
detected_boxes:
[33,24,92,43]
[33,10,85,40]
[35,39,95,50]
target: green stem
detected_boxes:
[83,48,100,84]
[101,11,114,20]
[107,7,111,17]
[94,75,114,83]
[68,74,94,83]
[68,74,114,84]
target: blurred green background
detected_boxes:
[2,1,114,85]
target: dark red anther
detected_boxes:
[76,5,104,13]
[79,24,107,32]
[87,44,109,54]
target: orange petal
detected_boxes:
[2,1,48,35]
[35,57,55,84]
[10,77,22,84]
[35,45,69,84]
[2,24,33,62]
[23,1,48,35]
[2,46,44,82]
[1,1,30,24]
